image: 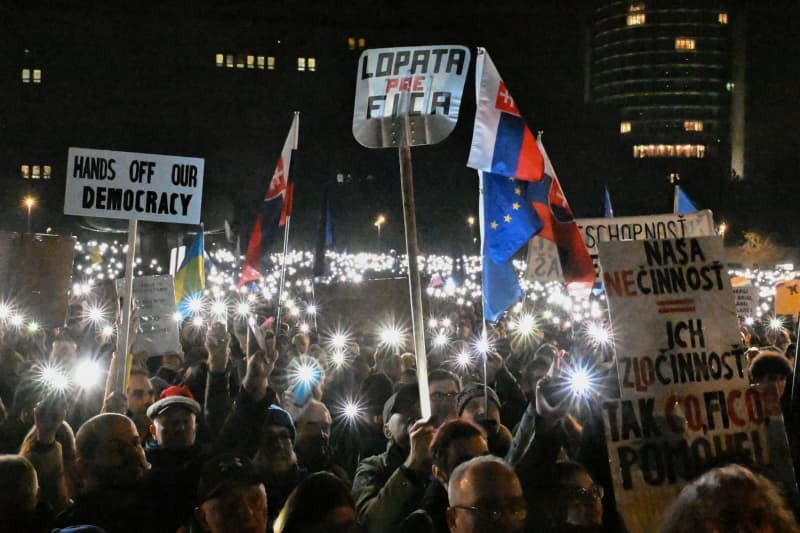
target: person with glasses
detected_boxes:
[428,369,461,429]
[446,455,527,533]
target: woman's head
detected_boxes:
[273,472,359,533]
[659,464,799,533]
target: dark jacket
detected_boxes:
[145,443,208,533]
[53,486,161,533]
[351,441,427,533]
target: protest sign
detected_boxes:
[116,275,180,356]
[353,45,470,148]
[527,210,715,284]
[733,285,759,317]
[597,237,797,533]
[0,232,75,327]
[65,147,204,224]
[775,280,800,315]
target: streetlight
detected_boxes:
[374,214,386,247]
[718,222,728,242]
[22,196,35,233]
[467,215,477,246]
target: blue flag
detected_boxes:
[603,185,614,218]
[674,185,698,214]
[481,172,542,322]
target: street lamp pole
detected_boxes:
[23,196,35,233]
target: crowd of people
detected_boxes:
[0,298,799,532]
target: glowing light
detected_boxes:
[300,323,310,334]
[744,317,755,326]
[336,397,365,426]
[306,304,317,316]
[173,312,184,322]
[73,359,103,388]
[192,316,204,328]
[329,331,349,351]
[511,313,538,337]
[0,303,11,321]
[442,318,451,328]
[768,316,784,331]
[83,303,108,327]
[433,331,449,349]
[37,364,70,392]
[569,367,591,396]
[331,351,347,367]
[210,300,228,321]
[379,325,405,348]
[9,314,24,328]
[428,318,438,329]
[474,335,491,355]
[584,321,613,349]
[102,324,115,337]
[235,301,251,318]
[187,295,205,314]
[27,321,40,333]
[454,351,472,370]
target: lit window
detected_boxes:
[308,57,316,71]
[297,57,306,71]
[718,12,728,24]
[43,165,51,179]
[226,54,234,68]
[235,55,245,69]
[247,55,255,69]
[675,38,696,51]
[267,56,275,70]
[726,82,735,92]
[21,165,29,179]
[257,56,265,70]
[347,37,356,50]
[684,120,703,132]
[633,144,706,158]
[620,121,632,133]
[358,37,366,48]
[32,165,40,179]
[215,53,224,67]
[32,69,41,83]
[21,68,30,83]
[627,2,645,26]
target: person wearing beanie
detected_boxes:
[457,384,513,457]
[144,384,209,533]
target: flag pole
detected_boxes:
[276,214,291,330]
[477,170,490,414]
[398,142,431,421]
[275,112,300,332]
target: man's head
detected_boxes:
[431,419,488,486]
[0,455,38,524]
[160,351,184,372]
[457,385,501,435]
[359,372,394,428]
[552,461,603,529]
[75,413,149,491]
[147,386,201,450]
[126,368,154,413]
[254,405,297,475]
[292,333,310,355]
[750,350,792,398]
[50,333,78,365]
[196,455,267,533]
[429,369,462,428]
[383,383,421,450]
[293,399,332,472]
[447,456,527,533]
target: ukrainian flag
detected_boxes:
[174,229,205,317]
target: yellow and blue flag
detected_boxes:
[174,229,205,317]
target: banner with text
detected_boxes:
[597,237,797,533]
[116,275,180,356]
[65,148,204,224]
[527,210,715,284]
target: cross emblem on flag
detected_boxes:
[265,158,286,201]
[495,81,520,116]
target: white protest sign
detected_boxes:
[733,286,759,317]
[597,237,797,532]
[116,275,181,356]
[352,45,470,148]
[65,148,204,224]
[527,210,715,283]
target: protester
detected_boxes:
[126,367,155,442]
[658,464,800,533]
[428,369,461,428]
[194,454,268,533]
[446,455,527,533]
[274,471,360,533]
[0,454,50,532]
[456,384,512,456]
[53,413,158,532]
[352,383,435,532]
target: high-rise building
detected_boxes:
[588,1,744,189]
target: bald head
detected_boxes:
[447,456,527,533]
[294,399,333,471]
[75,413,149,491]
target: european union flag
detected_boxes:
[482,172,542,322]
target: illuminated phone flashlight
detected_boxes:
[454,350,472,370]
[428,317,439,329]
[101,324,115,337]
[768,316,784,331]
[83,303,108,328]
[74,359,103,389]
[584,321,614,350]
[305,303,317,316]
[512,313,538,338]
[299,323,310,334]
[27,321,40,334]
[210,300,228,322]
[235,301,251,320]
[329,331,349,352]
[379,324,405,349]
[433,331,449,349]
[565,363,598,398]
[191,316,204,328]
[331,350,347,368]
[473,334,491,356]
[0,302,11,321]
[37,363,70,393]
[744,316,755,326]
[336,397,365,427]
[172,311,184,322]
[187,295,205,315]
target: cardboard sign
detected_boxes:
[116,276,180,356]
[775,280,800,315]
[65,147,204,224]
[0,232,75,327]
[527,210,715,284]
[597,237,797,532]
[352,45,470,148]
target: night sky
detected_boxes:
[2,1,798,255]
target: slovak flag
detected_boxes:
[468,48,544,182]
[238,113,299,287]
[526,137,594,296]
